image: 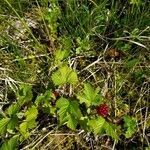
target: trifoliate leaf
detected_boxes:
[77,83,101,106]
[52,65,78,85]
[23,106,38,131]
[56,97,82,130]
[88,117,105,134]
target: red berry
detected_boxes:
[96,104,109,117]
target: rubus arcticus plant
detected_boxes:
[0,63,138,148]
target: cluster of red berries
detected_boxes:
[96,104,109,117]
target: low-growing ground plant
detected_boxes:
[0,79,138,149]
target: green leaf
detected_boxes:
[19,122,27,134]
[27,119,37,129]
[0,135,19,150]
[145,147,150,150]
[59,36,72,51]
[0,118,10,135]
[56,97,70,124]
[104,122,119,140]
[77,83,101,106]
[17,84,33,106]
[35,90,52,107]
[79,117,89,131]
[123,115,137,138]
[25,105,38,122]
[51,68,66,85]
[6,104,20,117]
[52,65,78,86]
[56,97,82,130]
[19,122,30,139]
[35,95,43,106]
[19,105,38,138]
[88,117,105,134]
[55,49,70,64]
[67,114,78,130]
[125,58,139,69]
[69,101,82,119]
[67,71,78,85]
[7,116,18,131]
[125,126,135,138]
[76,37,90,54]
[56,97,70,108]
[88,117,120,140]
